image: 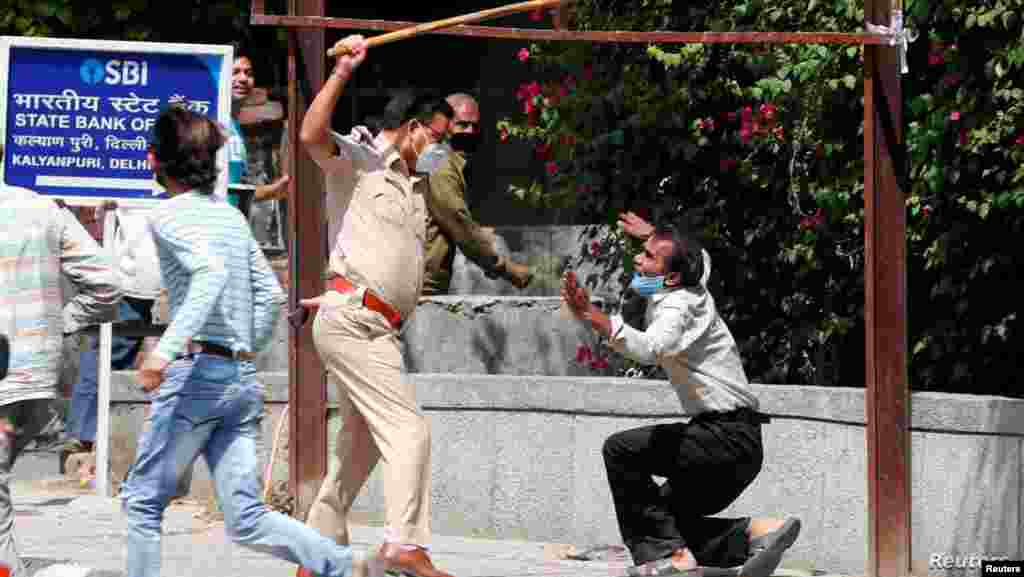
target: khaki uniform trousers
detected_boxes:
[306,289,431,546]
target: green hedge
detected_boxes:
[499,0,1024,395]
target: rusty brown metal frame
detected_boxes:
[251,0,910,575]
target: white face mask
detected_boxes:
[415,142,452,174]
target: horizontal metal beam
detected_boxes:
[250,14,893,45]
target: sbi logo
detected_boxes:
[79,58,149,86]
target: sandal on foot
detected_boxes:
[742,518,802,577]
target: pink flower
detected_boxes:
[590,356,610,370]
[943,73,962,88]
[726,111,738,123]
[799,208,825,230]
[695,119,706,130]
[590,241,601,256]
[529,8,545,21]
[576,344,593,363]
[534,142,551,160]
[522,99,534,115]
[921,205,932,217]
[773,126,785,141]
[499,128,509,142]
[545,161,558,175]
[527,81,542,98]
[949,111,961,121]
[740,126,753,145]
[741,106,753,122]
[559,84,569,98]
[704,117,716,131]
[928,51,945,66]
[759,103,777,121]
[517,48,530,62]
[1015,134,1024,146]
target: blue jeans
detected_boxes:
[120,354,357,577]
[71,298,152,443]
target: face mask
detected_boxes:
[415,142,451,174]
[629,272,666,297]
[449,132,481,154]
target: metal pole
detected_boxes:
[863,0,910,573]
[95,209,117,497]
[287,0,328,520]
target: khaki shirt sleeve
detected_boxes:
[426,156,502,272]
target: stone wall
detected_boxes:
[107,372,1024,576]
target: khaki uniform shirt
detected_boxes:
[317,126,428,322]
[422,151,502,295]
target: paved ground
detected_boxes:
[9,484,633,577]
[7,452,831,577]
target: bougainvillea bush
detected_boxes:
[500,0,1024,395]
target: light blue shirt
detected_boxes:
[147,190,283,362]
[227,118,248,185]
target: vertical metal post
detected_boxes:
[287,0,328,520]
[863,0,910,574]
[94,209,117,497]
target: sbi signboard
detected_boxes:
[80,58,150,87]
[0,37,233,206]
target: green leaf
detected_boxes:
[842,74,857,89]
[912,338,930,356]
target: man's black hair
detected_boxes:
[368,89,454,132]
[149,105,225,194]
[231,40,255,62]
[653,219,705,287]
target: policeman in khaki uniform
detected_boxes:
[295,34,459,577]
[421,93,532,295]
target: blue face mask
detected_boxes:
[415,142,451,174]
[630,273,666,297]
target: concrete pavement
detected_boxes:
[6,478,833,577]
[6,452,834,577]
[8,479,632,577]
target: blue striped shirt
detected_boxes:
[147,191,284,362]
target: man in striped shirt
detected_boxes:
[120,106,370,577]
[0,143,122,577]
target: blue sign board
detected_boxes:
[0,37,232,206]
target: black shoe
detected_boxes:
[740,518,801,577]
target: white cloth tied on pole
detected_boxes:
[866,9,918,74]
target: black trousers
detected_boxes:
[602,408,768,567]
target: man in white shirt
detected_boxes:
[561,212,800,577]
[66,203,161,456]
